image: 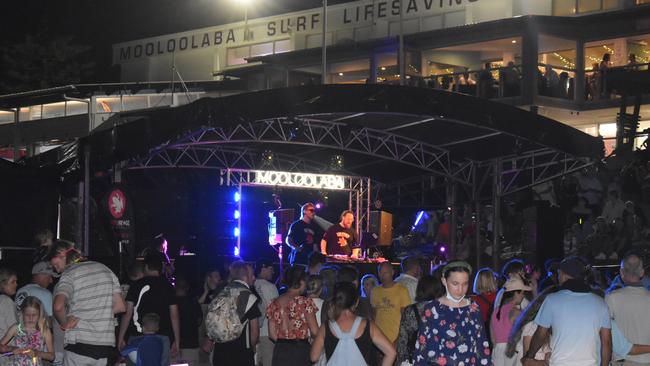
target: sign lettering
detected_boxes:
[115,0,478,62]
[254,170,345,190]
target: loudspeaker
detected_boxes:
[522,204,564,266]
[370,210,393,246]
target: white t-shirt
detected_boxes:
[395,273,418,304]
[254,278,279,337]
[312,297,324,327]
[15,283,53,316]
[522,321,551,361]
[535,290,610,366]
[605,285,650,364]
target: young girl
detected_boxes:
[0,297,54,366]
[491,277,532,366]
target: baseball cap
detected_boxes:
[504,276,532,292]
[558,256,588,279]
[32,261,58,277]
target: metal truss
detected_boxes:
[129,144,333,173]
[126,114,594,207]
[479,149,595,197]
[156,117,475,186]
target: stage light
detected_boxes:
[233,246,240,257]
[234,191,241,202]
[234,210,240,219]
[234,227,240,237]
[439,246,446,253]
[261,150,275,166]
[315,202,322,210]
[330,154,344,170]
[412,210,425,230]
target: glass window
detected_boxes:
[251,42,273,57]
[42,102,66,119]
[599,123,617,138]
[274,39,292,54]
[553,0,576,15]
[578,0,600,12]
[96,97,121,113]
[121,96,148,111]
[227,46,250,66]
[602,0,622,9]
[66,101,88,115]
[0,111,14,124]
[580,125,598,136]
[19,107,32,121]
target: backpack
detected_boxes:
[205,283,254,343]
[326,317,367,366]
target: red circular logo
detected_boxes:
[108,189,126,219]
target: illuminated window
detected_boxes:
[251,42,273,58]
[553,0,576,15]
[578,0,601,13]
[599,123,617,138]
[227,46,250,66]
[42,102,66,119]
[274,39,291,54]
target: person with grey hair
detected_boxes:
[395,256,421,303]
[605,253,650,365]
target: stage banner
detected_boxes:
[102,185,135,254]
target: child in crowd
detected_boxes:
[173,276,202,365]
[0,296,54,366]
[121,313,170,366]
[491,277,532,366]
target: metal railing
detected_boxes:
[420,64,524,99]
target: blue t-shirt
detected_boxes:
[535,290,611,366]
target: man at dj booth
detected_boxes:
[320,210,359,257]
[286,203,321,265]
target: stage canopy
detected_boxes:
[25,84,603,203]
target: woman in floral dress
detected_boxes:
[413,261,492,366]
[267,266,319,366]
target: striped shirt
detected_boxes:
[54,261,120,347]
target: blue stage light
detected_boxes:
[234,246,240,257]
[234,210,240,219]
[234,227,240,237]
[234,191,241,202]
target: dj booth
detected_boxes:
[324,255,399,277]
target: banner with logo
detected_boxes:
[103,185,135,254]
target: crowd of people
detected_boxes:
[1,227,649,366]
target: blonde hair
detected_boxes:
[473,267,498,294]
[19,297,50,333]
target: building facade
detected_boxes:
[3,0,650,157]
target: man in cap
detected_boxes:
[523,256,611,366]
[15,261,56,314]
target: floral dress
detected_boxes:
[266,296,315,340]
[413,300,491,366]
[12,328,45,366]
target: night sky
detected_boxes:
[2,0,354,86]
